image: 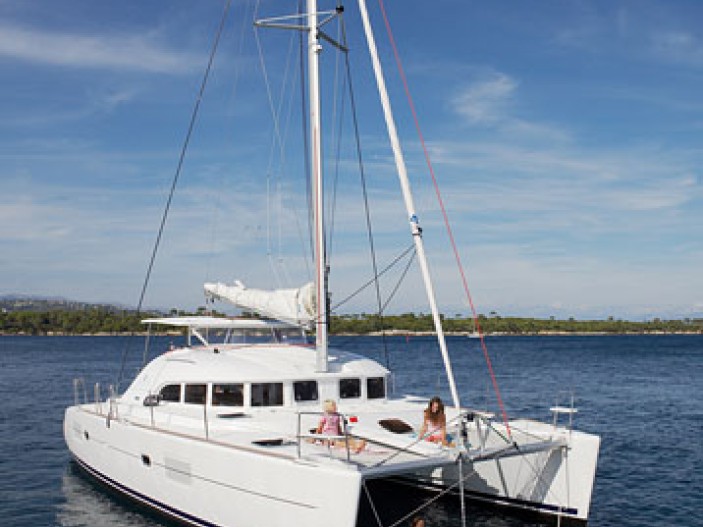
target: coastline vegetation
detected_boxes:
[1,308,701,336]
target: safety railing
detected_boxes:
[296,411,354,462]
[72,378,88,406]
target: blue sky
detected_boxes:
[1,0,701,320]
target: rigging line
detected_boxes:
[385,463,482,527]
[361,481,385,527]
[275,32,305,284]
[254,1,278,284]
[376,0,511,435]
[340,13,390,368]
[254,14,298,287]
[204,0,253,287]
[371,411,466,469]
[265,176,283,288]
[326,250,414,360]
[319,242,411,348]
[116,0,232,390]
[326,13,348,266]
[511,442,572,515]
[331,242,415,312]
[380,247,416,314]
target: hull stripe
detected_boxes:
[74,455,223,527]
[390,475,580,517]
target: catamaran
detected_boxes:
[64,1,600,526]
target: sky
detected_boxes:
[1,0,702,320]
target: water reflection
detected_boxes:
[56,463,168,527]
[57,461,533,527]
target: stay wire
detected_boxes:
[254,15,295,287]
[339,11,390,368]
[380,247,416,314]
[326,14,348,267]
[204,0,253,286]
[327,245,414,351]
[116,0,232,390]
[331,243,415,312]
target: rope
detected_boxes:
[331,243,415,312]
[116,0,232,390]
[384,461,482,527]
[375,0,511,436]
[326,11,346,264]
[472,414,573,517]
[380,248,416,314]
[505,435,572,520]
[254,13,295,287]
[338,14,390,368]
[203,0,254,288]
[371,411,466,469]
[363,481,385,527]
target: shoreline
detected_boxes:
[2,330,701,337]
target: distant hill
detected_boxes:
[2,295,702,336]
[0,295,134,313]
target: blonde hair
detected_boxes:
[323,399,337,413]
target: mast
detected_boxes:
[308,0,328,372]
[357,0,461,409]
[254,3,341,372]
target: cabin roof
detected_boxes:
[134,344,388,390]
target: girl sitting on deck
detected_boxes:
[315,399,365,453]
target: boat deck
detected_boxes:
[76,395,575,480]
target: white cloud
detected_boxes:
[651,31,703,66]
[0,24,202,73]
[452,73,518,125]
[450,73,570,145]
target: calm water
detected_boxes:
[1,334,701,527]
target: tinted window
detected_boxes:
[160,384,181,402]
[251,383,284,407]
[293,381,318,402]
[339,378,361,399]
[367,377,385,399]
[184,384,207,405]
[212,384,243,406]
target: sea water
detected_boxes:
[0,334,701,527]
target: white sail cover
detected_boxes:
[204,280,316,328]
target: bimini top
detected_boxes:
[141,316,306,347]
[141,316,298,330]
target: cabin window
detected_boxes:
[293,380,318,402]
[251,383,284,407]
[212,383,244,406]
[367,377,386,399]
[160,384,181,403]
[184,384,207,405]
[339,378,361,399]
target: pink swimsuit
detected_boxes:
[319,413,341,436]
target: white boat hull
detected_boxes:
[400,419,600,525]
[66,402,598,526]
[64,406,362,527]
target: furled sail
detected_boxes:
[204,280,316,327]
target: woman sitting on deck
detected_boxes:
[419,396,447,446]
